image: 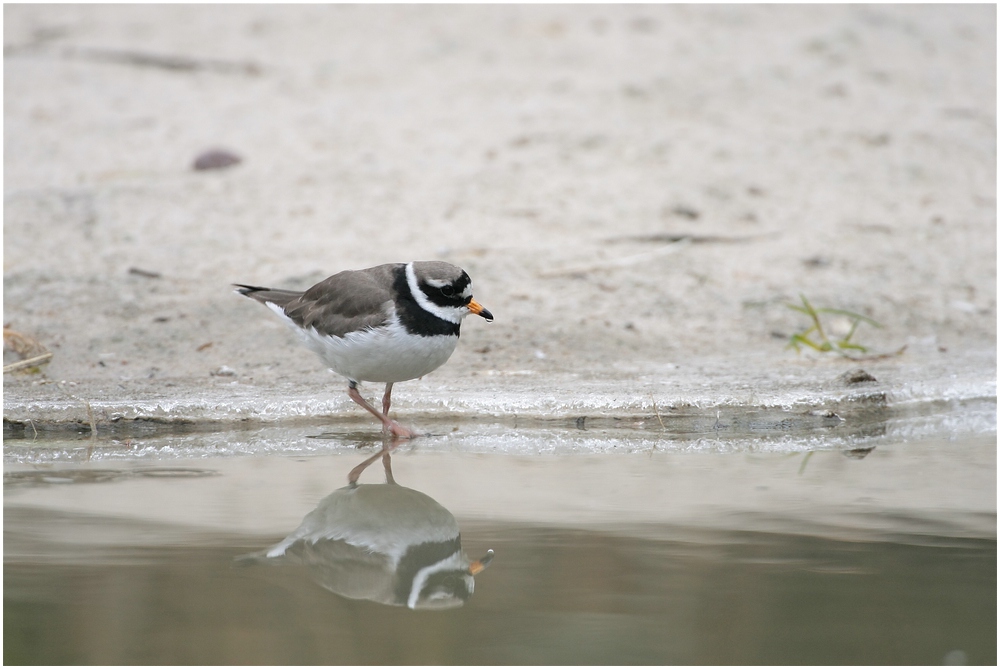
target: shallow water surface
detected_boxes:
[4,423,996,665]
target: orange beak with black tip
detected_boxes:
[467,299,494,322]
[467,549,495,575]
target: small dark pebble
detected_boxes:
[841,368,877,384]
[667,204,700,220]
[802,255,831,268]
[860,133,891,147]
[843,446,876,459]
[128,267,162,278]
[193,149,243,171]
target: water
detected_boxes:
[4,409,996,665]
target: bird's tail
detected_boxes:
[232,547,296,567]
[233,284,303,308]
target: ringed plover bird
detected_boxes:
[236,261,493,437]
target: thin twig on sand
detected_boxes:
[539,238,692,278]
[3,327,53,373]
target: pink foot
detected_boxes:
[349,382,419,438]
[385,420,417,439]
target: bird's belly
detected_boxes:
[301,324,459,383]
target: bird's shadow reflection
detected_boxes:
[238,441,493,610]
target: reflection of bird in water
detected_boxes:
[240,447,493,610]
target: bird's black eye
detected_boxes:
[440,285,454,297]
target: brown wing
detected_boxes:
[282,263,401,337]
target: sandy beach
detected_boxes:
[4,4,995,426]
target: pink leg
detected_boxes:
[382,382,394,417]
[347,382,416,439]
[347,439,402,485]
[381,450,396,485]
[347,447,385,485]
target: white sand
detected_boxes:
[4,5,996,426]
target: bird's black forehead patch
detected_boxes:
[419,271,471,308]
[448,272,471,294]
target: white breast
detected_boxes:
[267,302,459,383]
